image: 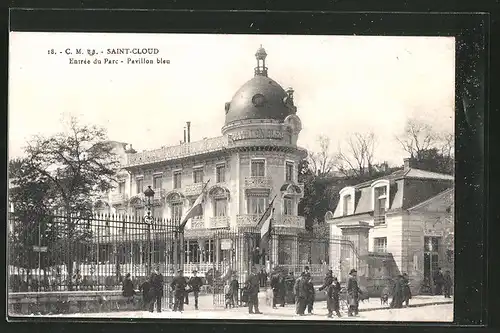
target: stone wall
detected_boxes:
[8,290,145,316]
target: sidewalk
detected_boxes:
[39,295,452,320]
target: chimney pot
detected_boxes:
[403,158,412,171]
[183,127,187,143]
[187,121,191,143]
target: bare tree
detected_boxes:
[438,131,454,159]
[396,118,438,160]
[307,135,338,176]
[336,132,376,178]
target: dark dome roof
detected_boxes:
[225,75,292,125]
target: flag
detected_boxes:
[256,195,276,253]
[179,180,210,231]
[259,208,274,252]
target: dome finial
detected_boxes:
[254,45,268,76]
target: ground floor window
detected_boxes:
[374,237,387,253]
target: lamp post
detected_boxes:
[144,186,155,276]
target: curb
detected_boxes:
[359,300,453,312]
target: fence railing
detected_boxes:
[8,212,181,292]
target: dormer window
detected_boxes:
[342,195,352,217]
[339,187,355,216]
[371,180,389,225]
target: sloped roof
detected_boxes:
[354,167,453,189]
[407,187,454,212]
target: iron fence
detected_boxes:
[8,211,182,294]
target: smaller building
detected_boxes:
[325,158,454,295]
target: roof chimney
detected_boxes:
[403,158,412,171]
[183,127,187,143]
[186,121,191,143]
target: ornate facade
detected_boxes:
[96,47,308,277]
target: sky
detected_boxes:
[9,33,455,167]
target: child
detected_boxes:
[326,276,341,318]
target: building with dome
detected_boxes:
[96,46,308,279]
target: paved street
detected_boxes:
[42,296,453,322]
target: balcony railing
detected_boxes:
[374,215,386,226]
[153,188,166,201]
[110,193,128,205]
[236,214,261,228]
[191,216,205,229]
[184,182,204,197]
[274,215,306,229]
[210,216,230,229]
[244,176,272,190]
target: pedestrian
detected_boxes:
[304,266,310,276]
[277,271,286,307]
[184,276,190,305]
[401,273,412,307]
[294,272,307,315]
[443,270,453,298]
[390,275,404,309]
[326,276,341,318]
[270,270,280,309]
[230,274,239,307]
[347,269,362,316]
[285,272,296,304]
[170,269,187,312]
[318,269,334,293]
[149,268,164,313]
[246,266,262,314]
[305,274,315,314]
[139,278,152,310]
[433,267,444,295]
[188,270,203,310]
[122,273,135,304]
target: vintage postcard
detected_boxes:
[8,32,455,322]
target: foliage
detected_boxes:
[9,116,119,289]
[307,135,338,176]
[407,148,454,175]
[336,132,377,178]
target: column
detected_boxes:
[291,236,298,267]
[270,234,279,269]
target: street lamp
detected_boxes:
[144,186,155,275]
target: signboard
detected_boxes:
[230,129,284,141]
[33,246,48,252]
[220,239,232,250]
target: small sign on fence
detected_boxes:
[220,239,232,250]
[32,246,48,252]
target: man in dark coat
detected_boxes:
[433,267,444,295]
[149,268,164,313]
[270,270,286,308]
[139,278,152,310]
[390,275,404,309]
[285,272,296,304]
[246,266,262,314]
[443,270,453,298]
[230,274,240,306]
[305,274,315,314]
[347,269,362,316]
[401,273,412,307]
[188,270,203,310]
[326,276,341,318]
[319,270,334,292]
[294,272,308,315]
[171,269,187,312]
[122,273,135,303]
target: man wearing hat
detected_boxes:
[149,268,164,313]
[170,269,187,312]
[245,266,262,314]
[347,269,362,316]
[188,270,203,310]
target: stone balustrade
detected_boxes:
[209,216,230,229]
[236,214,261,228]
[190,217,205,229]
[273,215,306,229]
[110,193,128,205]
[244,176,272,190]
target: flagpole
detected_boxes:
[179,179,210,271]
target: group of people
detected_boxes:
[384,272,412,309]
[433,267,453,298]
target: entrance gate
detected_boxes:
[208,229,249,308]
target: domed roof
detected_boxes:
[224,47,295,125]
